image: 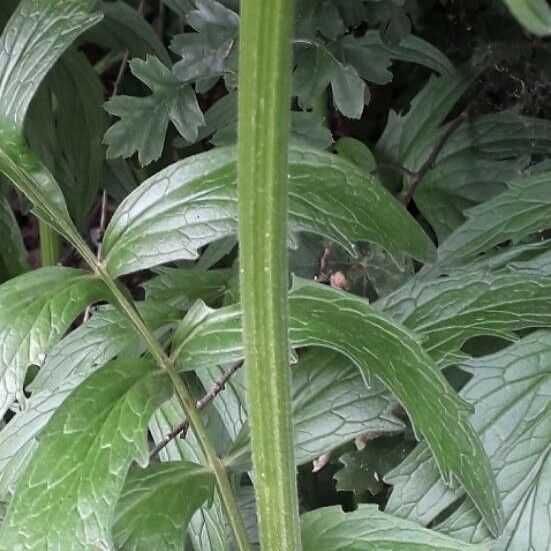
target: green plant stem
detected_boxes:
[66,236,251,551]
[237,0,300,550]
[39,220,60,266]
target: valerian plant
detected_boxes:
[0,0,549,549]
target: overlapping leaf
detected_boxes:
[0,0,102,243]
[84,0,170,64]
[0,302,177,496]
[113,462,214,550]
[26,49,105,225]
[102,145,434,276]
[386,331,551,551]
[436,171,551,270]
[203,349,404,470]
[378,272,551,366]
[0,360,173,549]
[172,279,502,535]
[0,267,108,418]
[301,505,488,550]
[0,191,29,281]
[503,0,551,35]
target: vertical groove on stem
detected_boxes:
[237,0,301,549]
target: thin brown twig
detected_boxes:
[401,109,470,206]
[149,360,244,459]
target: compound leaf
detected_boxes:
[0,359,173,549]
[0,267,108,418]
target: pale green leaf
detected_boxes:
[387,331,551,551]
[207,348,404,470]
[0,0,102,244]
[378,272,551,366]
[0,302,177,496]
[0,359,173,549]
[102,145,434,276]
[113,462,214,550]
[301,505,488,551]
[0,267,108,418]
[330,64,366,119]
[502,0,551,35]
[436,171,551,270]
[172,279,502,535]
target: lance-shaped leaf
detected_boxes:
[26,49,106,225]
[301,505,488,551]
[102,145,434,277]
[503,0,551,35]
[113,462,214,550]
[0,359,173,549]
[386,331,551,551]
[0,192,29,280]
[84,0,170,64]
[378,272,551,366]
[0,302,177,495]
[0,267,108,418]
[150,396,233,551]
[172,278,502,535]
[436,171,551,270]
[0,0,102,244]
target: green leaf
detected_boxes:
[208,348,404,470]
[0,192,29,281]
[502,0,551,35]
[113,462,214,550]
[358,30,455,76]
[386,331,551,551]
[150,396,233,551]
[0,0,102,246]
[398,68,477,167]
[170,0,238,85]
[378,272,551,366]
[26,49,106,225]
[0,267,108,418]
[301,505,488,551]
[437,332,551,549]
[0,302,177,496]
[0,359,173,549]
[102,145,434,277]
[413,113,551,241]
[104,55,204,166]
[0,0,101,131]
[414,156,525,242]
[334,435,415,496]
[143,267,233,309]
[84,0,170,64]
[335,137,377,173]
[330,63,366,119]
[172,279,503,535]
[436,171,551,270]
